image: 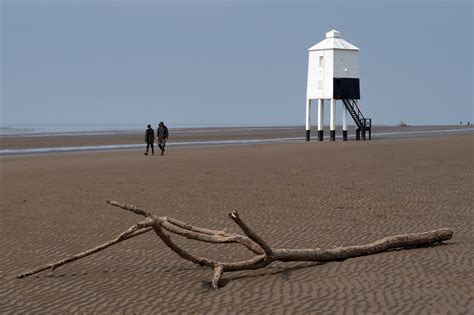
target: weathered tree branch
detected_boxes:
[212,265,224,290]
[229,210,273,257]
[107,200,152,217]
[271,228,454,262]
[165,216,224,236]
[17,220,154,279]
[152,221,216,267]
[17,201,454,290]
[108,200,263,254]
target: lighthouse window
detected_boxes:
[319,56,324,67]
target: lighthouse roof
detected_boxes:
[308,29,359,51]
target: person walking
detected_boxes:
[144,124,155,155]
[157,121,169,155]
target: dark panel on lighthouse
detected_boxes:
[333,78,360,99]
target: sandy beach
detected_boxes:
[0,129,473,313]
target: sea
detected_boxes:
[0,123,298,137]
[1,123,154,136]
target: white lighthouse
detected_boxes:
[305,29,371,141]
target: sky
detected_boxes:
[1,0,473,127]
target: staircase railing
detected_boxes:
[341,98,364,128]
[335,85,372,139]
[341,98,372,141]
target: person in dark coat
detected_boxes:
[157,121,169,155]
[144,124,155,155]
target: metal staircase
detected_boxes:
[341,98,372,140]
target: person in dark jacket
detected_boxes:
[157,121,169,155]
[144,124,155,155]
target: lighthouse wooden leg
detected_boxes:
[318,99,324,141]
[330,99,336,141]
[305,99,311,141]
[342,105,348,141]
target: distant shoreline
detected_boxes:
[0,125,303,137]
[0,124,309,137]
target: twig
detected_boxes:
[229,210,273,256]
[17,220,153,279]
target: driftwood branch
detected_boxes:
[229,210,273,257]
[17,201,454,290]
[212,265,224,290]
[17,220,154,279]
[108,200,263,254]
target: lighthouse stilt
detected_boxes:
[342,104,348,141]
[318,99,324,141]
[330,99,336,141]
[305,99,311,141]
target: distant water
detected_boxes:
[0,123,299,137]
[0,123,144,136]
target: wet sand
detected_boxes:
[0,130,473,313]
[1,125,471,150]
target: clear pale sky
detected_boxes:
[1,0,472,127]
